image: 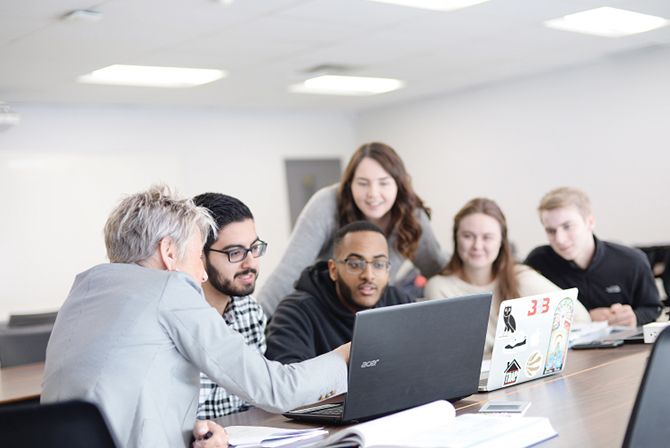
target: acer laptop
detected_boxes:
[479,288,578,392]
[284,294,492,424]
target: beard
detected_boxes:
[336,276,385,312]
[207,264,257,298]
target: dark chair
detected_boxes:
[0,400,117,447]
[0,321,54,367]
[622,326,670,447]
[0,310,58,367]
[8,310,58,327]
[662,252,670,299]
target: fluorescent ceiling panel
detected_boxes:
[289,75,405,96]
[544,7,668,37]
[77,64,226,88]
[367,0,490,12]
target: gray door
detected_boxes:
[284,158,341,228]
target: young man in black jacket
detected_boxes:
[265,221,412,364]
[525,186,661,327]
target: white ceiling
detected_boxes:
[1,0,669,111]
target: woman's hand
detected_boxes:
[192,420,228,448]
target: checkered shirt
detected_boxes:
[197,295,267,419]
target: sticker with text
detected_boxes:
[503,359,521,385]
[527,297,551,317]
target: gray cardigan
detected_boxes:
[257,184,448,316]
[42,263,347,448]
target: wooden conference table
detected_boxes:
[0,345,650,445]
[0,362,43,405]
[216,344,651,448]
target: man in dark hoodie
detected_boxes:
[265,221,413,364]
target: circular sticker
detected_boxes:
[525,350,543,377]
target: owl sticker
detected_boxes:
[503,305,516,333]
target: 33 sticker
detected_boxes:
[527,297,551,316]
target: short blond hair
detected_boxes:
[538,187,592,218]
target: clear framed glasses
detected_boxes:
[207,239,267,263]
[336,257,390,275]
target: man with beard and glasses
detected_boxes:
[193,193,267,419]
[265,221,413,364]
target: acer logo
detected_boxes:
[360,359,380,368]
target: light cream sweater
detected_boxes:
[424,264,591,355]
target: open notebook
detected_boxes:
[313,400,557,448]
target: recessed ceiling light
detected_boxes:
[544,7,668,37]
[289,75,404,96]
[367,0,490,12]
[63,10,103,23]
[77,65,226,88]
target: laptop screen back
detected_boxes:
[485,288,578,390]
[343,293,491,422]
[623,326,670,447]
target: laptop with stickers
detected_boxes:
[284,294,492,424]
[479,288,578,392]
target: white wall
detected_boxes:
[3,46,670,320]
[356,48,670,260]
[0,105,356,320]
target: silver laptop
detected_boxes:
[284,294,492,424]
[479,288,578,392]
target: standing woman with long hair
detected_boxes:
[257,142,448,316]
[424,197,590,355]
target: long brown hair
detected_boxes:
[336,142,429,260]
[443,198,520,300]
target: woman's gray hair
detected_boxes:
[104,185,217,264]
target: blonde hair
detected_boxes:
[538,187,592,218]
[104,185,216,264]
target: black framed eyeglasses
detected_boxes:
[207,240,268,263]
[336,257,390,275]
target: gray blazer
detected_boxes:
[42,263,347,448]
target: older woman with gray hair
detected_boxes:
[42,185,349,448]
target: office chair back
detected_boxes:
[622,326,670,447]
[0,400,117,447]
[8,310,58,327]
[0,322,53,367]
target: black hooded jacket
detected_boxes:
[265,261,412,364]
